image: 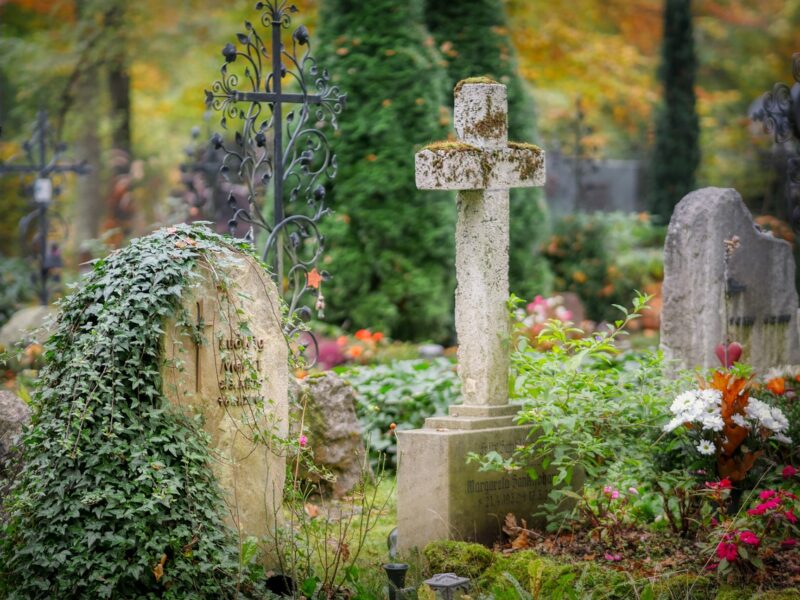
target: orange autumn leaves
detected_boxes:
[702,370,760,482]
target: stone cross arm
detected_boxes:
[415,141,544,191]
[415,79,544,191]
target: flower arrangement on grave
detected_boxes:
[663,348,792,482]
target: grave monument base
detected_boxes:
[397,417,549,553]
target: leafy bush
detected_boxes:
[340,358,460,469]
[542,212,664,322]
[317,0,457,343]
[0,225,269,598]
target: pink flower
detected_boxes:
[628,487,639,496]
[604,552,622,562]
[705,562,719,571]
[611,490,620,499]
[739,531,760,546]
[716,542,738,562]
[783,465,797,479]
[298,435,308,448]
[786,509,798,524]
[782,538,798,548]
[759,489,777,501]
[603,485,613,496]
[711,517,719,526]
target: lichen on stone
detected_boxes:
[454,76,501,95]
[422,140,481,153]
[507,142,544,181]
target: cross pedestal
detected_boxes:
[397,80,551,551]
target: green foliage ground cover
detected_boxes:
[0,225,266,599]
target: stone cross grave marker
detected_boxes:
[661,187,800,371]
[161,251,288,559]
[397,79,558,551]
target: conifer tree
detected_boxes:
[424,0,552,298]
[651,0,700,221]
[317,0,456,341]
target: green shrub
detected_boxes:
[341,357,460,469]
[422,540,495,580]
[542,212,664,322]
[317,0,456,342]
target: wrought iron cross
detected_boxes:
[752,53,800,230]
[0,110,88,305]
[205,0,345,338]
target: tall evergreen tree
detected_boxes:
[651,0,700,221]
[317,0,456,341]
[424,0,552,299]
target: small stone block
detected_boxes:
[415,143,545,192]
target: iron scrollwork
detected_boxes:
[205,0,345,360]
[752,53,800,230]
[0,110,88,305]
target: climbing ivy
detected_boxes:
[0,224,278,599]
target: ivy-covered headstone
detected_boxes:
[1,225,289,598]
[161,234,288,547]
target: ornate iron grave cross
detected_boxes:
[752,52,800,230]
[205,0,345,342]
[0,110,88,305]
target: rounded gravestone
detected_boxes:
[162,249,289,549]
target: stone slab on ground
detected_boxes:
[161,251,288,551]
[661,187,800,371]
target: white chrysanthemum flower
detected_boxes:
[698,389,723,406]
[699,413,725,432]
[663,416,685,433]
[773,433,793,444]
[731,413,748,428]
[696,440,716,455]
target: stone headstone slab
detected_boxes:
[0,305,56,350]
[161,252,288,549]
[661,187,800,371]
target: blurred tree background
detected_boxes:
[1,0,799,338]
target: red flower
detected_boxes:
[372,331,384,342]
[739,531,760,546]
[354,329,372,341]
[786,509,798,524]
[783,465,797,479]
[706,478,732,491]
[782,538,798,548]
[716,542,738,561]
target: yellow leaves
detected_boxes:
[153,553,167,582]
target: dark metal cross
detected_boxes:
[0,110,88,304]
[205,0,345,359]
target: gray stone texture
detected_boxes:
[661,187,800,371]
[0,305,56,350]
[289,372,367,498]
[0,391,30,455]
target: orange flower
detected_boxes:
[347,345,363,358]
[372,331,384,343]
[767,377,786,395]
[306,268,322,290]
[295,369,308,379]
[354,329,372,341]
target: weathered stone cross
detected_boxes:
[415,78,545,419]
